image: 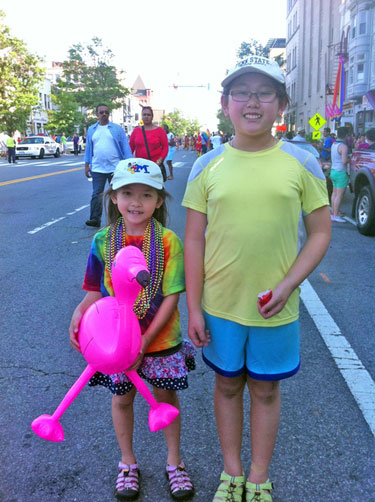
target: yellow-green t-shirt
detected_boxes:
[182,141,329,327]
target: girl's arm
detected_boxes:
[184,208,211,347]
[69,291,103,352]
[259,205,331,319]
[126,293,180,370]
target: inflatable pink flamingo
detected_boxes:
[31,246,179,442]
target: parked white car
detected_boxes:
[16,136,60,159]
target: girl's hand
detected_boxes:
[257,281,294,319]
[69,310,83,352]
[188,309,210,348]
[126,349,145,371]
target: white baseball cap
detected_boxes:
[221,55,285,89]
[111,158,164,191]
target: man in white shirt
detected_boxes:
[210,132,223,150]
[84,104,132,227]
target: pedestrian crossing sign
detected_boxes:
[312,131,321,140]
[309,113,326,131]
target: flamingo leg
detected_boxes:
[125,370,179,432]
[31,365,97,441]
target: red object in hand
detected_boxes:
[258,289,272,307]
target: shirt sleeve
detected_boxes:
[82,231,106,292]
[300,157,330,215]
[181,158,208,213]
[162,230,185,296]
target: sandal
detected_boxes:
[245,480,273,502]
[166,462,194,500]
[115,462,140,500]
[213,471,244,501]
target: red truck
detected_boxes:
[349,149,375,235]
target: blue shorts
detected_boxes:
[166,147,175,162]
[202,312,300,381]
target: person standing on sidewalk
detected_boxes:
[6,135,17,164]
[330,126,349,223]
[163,124,176,180]
[73,133,79,155]
[183,55,331,502]
[84,103,132,228]
[60,133,68,155]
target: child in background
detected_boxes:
[70,159,195,501]
[182,56,331,502]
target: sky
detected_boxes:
[2,0,286,130]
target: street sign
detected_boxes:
[312,131,321,140]
[309,113,326,130]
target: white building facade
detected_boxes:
[285,0,375,134]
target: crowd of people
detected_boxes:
[280,126,375,222]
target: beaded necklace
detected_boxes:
[105,216,164,319]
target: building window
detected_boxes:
[359,11,366,35]
[293,11,297,33]
[357,63,364,82]
[352,15,356,38]
[349,65,353,84]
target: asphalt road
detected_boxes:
[0,149,374,502]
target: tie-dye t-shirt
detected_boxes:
[82,224,185,354]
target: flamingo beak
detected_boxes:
[136,270,150,288]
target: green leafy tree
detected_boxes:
[162,109,189,136]
[59,37,129,116]
[237,39,269,61]
[46,88,85,135]
[186,118,201,136]
[217,109,234,136]
[0,10,45,134]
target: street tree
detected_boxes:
[59,37,129,116]
[46,89,85,136]
[186,118,201,137]
[236,39,269,61]
[162,109,189,136]
[217,109,234,136]
[0,10,45,134]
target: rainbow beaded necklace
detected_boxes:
[104,216,164,319]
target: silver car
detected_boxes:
[16,136,61,159]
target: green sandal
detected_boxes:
[245,480,273,502]
[213,471,245,502]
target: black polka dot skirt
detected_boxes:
[88,339,196,395]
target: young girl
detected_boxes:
[70,158,195,501]
[183,56,331,502]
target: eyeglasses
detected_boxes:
[98,110,109,115]
[229,89,277,103]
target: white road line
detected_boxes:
[28,205,89,234]
[28,217,66,234]
[301,279,375,436]
[173,162,187,168]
